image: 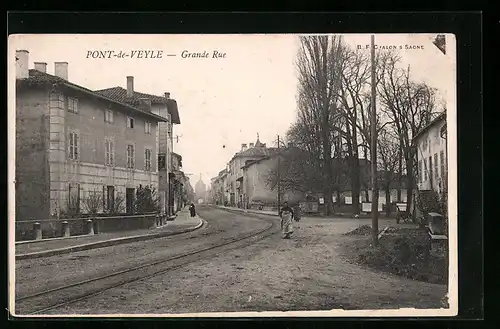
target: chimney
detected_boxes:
[249,143,254,148]
[241,143,248,152]
[127,76,134,97]
[54,62,68,80]
[164,92,170,99]
[138,97,152,111]
[16,50,29,79]
[34,62,47,73]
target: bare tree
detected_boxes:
[292,35,345,215]
[377,127,400,216]
[378,57,440,218]
[82,188,103,215]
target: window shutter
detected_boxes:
[110,140,114,165]
[103,185,107,211]
[75,133,80,160]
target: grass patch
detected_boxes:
[344,225,380,236]
[349,227,448,285]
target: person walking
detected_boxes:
[189,203,196,217]
[279,201,294,239]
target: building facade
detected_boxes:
[241,155,304,208]
[171,152,186,212]
[227,136,276,207]
[95,77,181,216]
[414,113,447,194]
[15,50,167,221]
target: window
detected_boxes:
[105,109,114,123]
[440,150,446,178]
[418,160,422,184]
[69,131,79,160]
[434,153,439,179]
[158,153,166,170]
[127,145,135,169]
[145,149,152,171]
[428,156,433,182]
[69,183,80,213]
[103,185,115,212]
[424,158,427,182]
[145,121,151,134]
[105,138,115,166]
[127,116,134,129]
[67,97,78,113]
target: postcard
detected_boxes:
[8,33,457,317]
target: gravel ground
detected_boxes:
[15,207,269,302]
[39,214,448,315]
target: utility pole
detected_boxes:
[370,34,380,246]
[277,134,281,216]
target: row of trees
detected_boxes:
[267,35,443,217]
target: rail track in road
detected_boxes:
[16,208,279,315]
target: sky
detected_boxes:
[9,34,455,188]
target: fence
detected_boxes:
[15,212,167,242]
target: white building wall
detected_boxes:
[416,120,447,193]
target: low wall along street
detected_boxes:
[15,213,161,242]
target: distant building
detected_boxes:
[211,168,230,205]
[195,176,207,203]
[14,50,167,220]
[227,135,276,207]
[241,148,304,208]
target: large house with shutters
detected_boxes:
[95,77,181,217]
[14,49,169,221]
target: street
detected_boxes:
[15,206,447,315]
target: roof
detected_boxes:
[413,112,446,141]
[240,147,303,169]
[94,87,180,124]
[171,152,182,161]
[17,70,167,122]
[233,146,277,160]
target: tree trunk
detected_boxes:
[397,146,402,202]
[405,149,415,222]
[324,189,333,216]
[385,187,391,217]
[351,156,360,214]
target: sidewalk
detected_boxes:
[215,205,399,221]
[15,210,203,260]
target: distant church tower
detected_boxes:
[195,173,207,204]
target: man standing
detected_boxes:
[279,201,294,239]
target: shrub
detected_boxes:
[61,196,80,219]
[82,189,103,214]
[134,184,160,214]
[109,193,126,215]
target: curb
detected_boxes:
[215,206,279,217]
[16,218,204,260]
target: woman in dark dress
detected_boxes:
[189,203,196,217]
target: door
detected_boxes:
[107,186,115,212]
[126,188,135,214]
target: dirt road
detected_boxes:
[17,208,448,315]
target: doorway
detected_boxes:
[126,188,135,214]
